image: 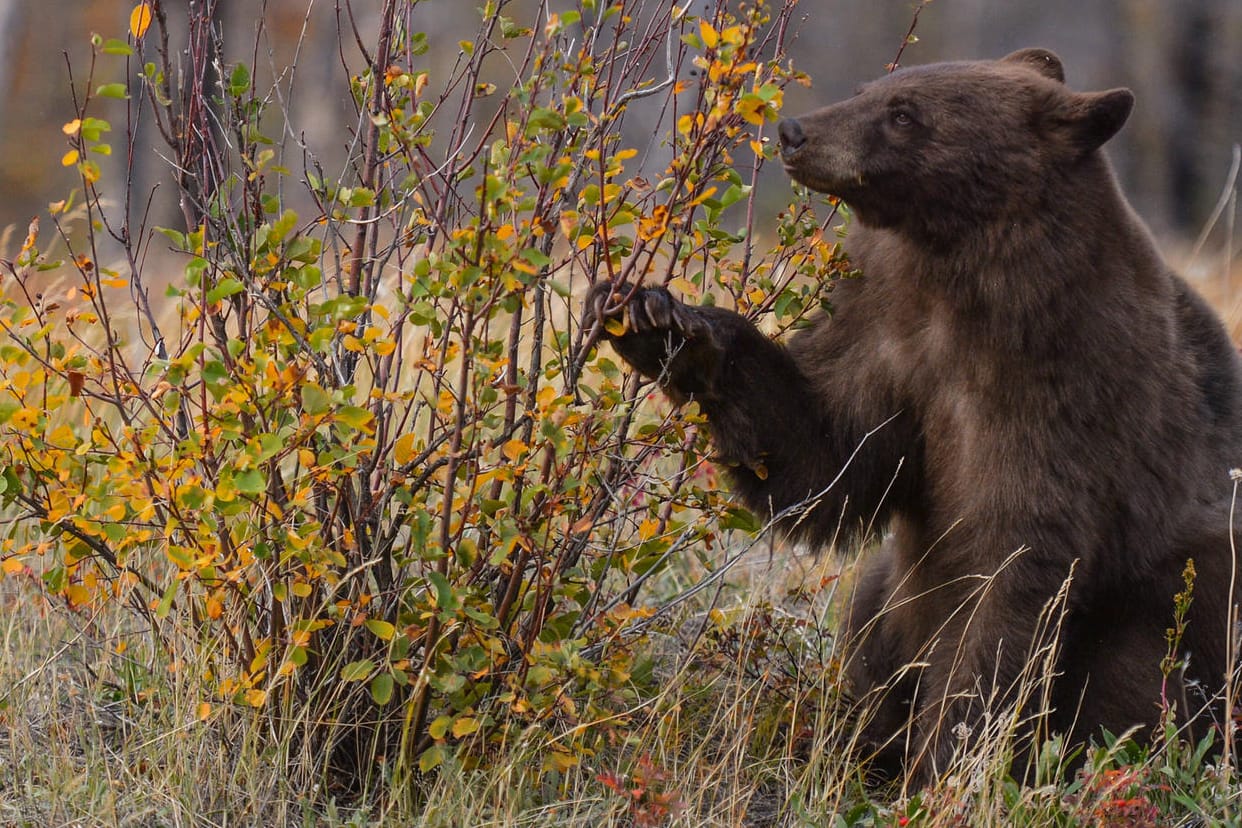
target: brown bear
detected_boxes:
[586,48,1242,782]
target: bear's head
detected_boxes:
[778,49,1134,244]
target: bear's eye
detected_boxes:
[891,110,915,128]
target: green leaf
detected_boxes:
[300,383,332,415]
[720,506,763,533]
[102,38,134,56]
[96,83,129,99]
[527,108,566,131]
[234,469,265,495]
[520,247,551,269]
[419,744,446,772]
[155,579,177,619]
[427,570,459,612]
[79,117,112,142]
[340,659,375,681]
[206,277,244,304]
[370,673,394,705]
[336,405,374,431]
[285,236,320,263]
[42,566,66,593]
[364,619,396,641]
[266,209,298,246]
[348,188,376,208]
[429,715,453,740]
[229,62,251,96]
[202,360,229,388]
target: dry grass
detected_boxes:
[4,539,1241,827]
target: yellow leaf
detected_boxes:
[451,716,481,738]
[245,688,267,707]
[536,385,558,411]
[699,19,718,48]
[501,439,527,462]
[130,3,153,39]
[689,186,718,207]
[542,747,580,774]
[1,557,24,576]
[429,715,452,740]
[394,432,417,466]
[668,276,698,296]
[62,119,81,136]
[197,702,212,721]
[61,150,80,167]
[65,584,91,606]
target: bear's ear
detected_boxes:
[1001,48,1064,83]
[1053,88,1135,154]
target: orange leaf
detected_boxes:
[67,370,85,397]
[130,3,153,39]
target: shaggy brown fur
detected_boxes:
[586,49,1242,781]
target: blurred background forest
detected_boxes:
[0,0,1238,253]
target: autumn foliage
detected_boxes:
[0,0,852,791]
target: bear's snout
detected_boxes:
[777,118,805,156]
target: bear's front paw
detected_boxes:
[583,282,722,389]
[584,282,705,341]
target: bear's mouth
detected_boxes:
[780,160,863,198]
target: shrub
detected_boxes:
[0,0,848,794]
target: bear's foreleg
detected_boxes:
[585,283,913,544]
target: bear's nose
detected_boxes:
[778,118,805,154]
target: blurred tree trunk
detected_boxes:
[0,1,18,96]
[1118,0,1241,236]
